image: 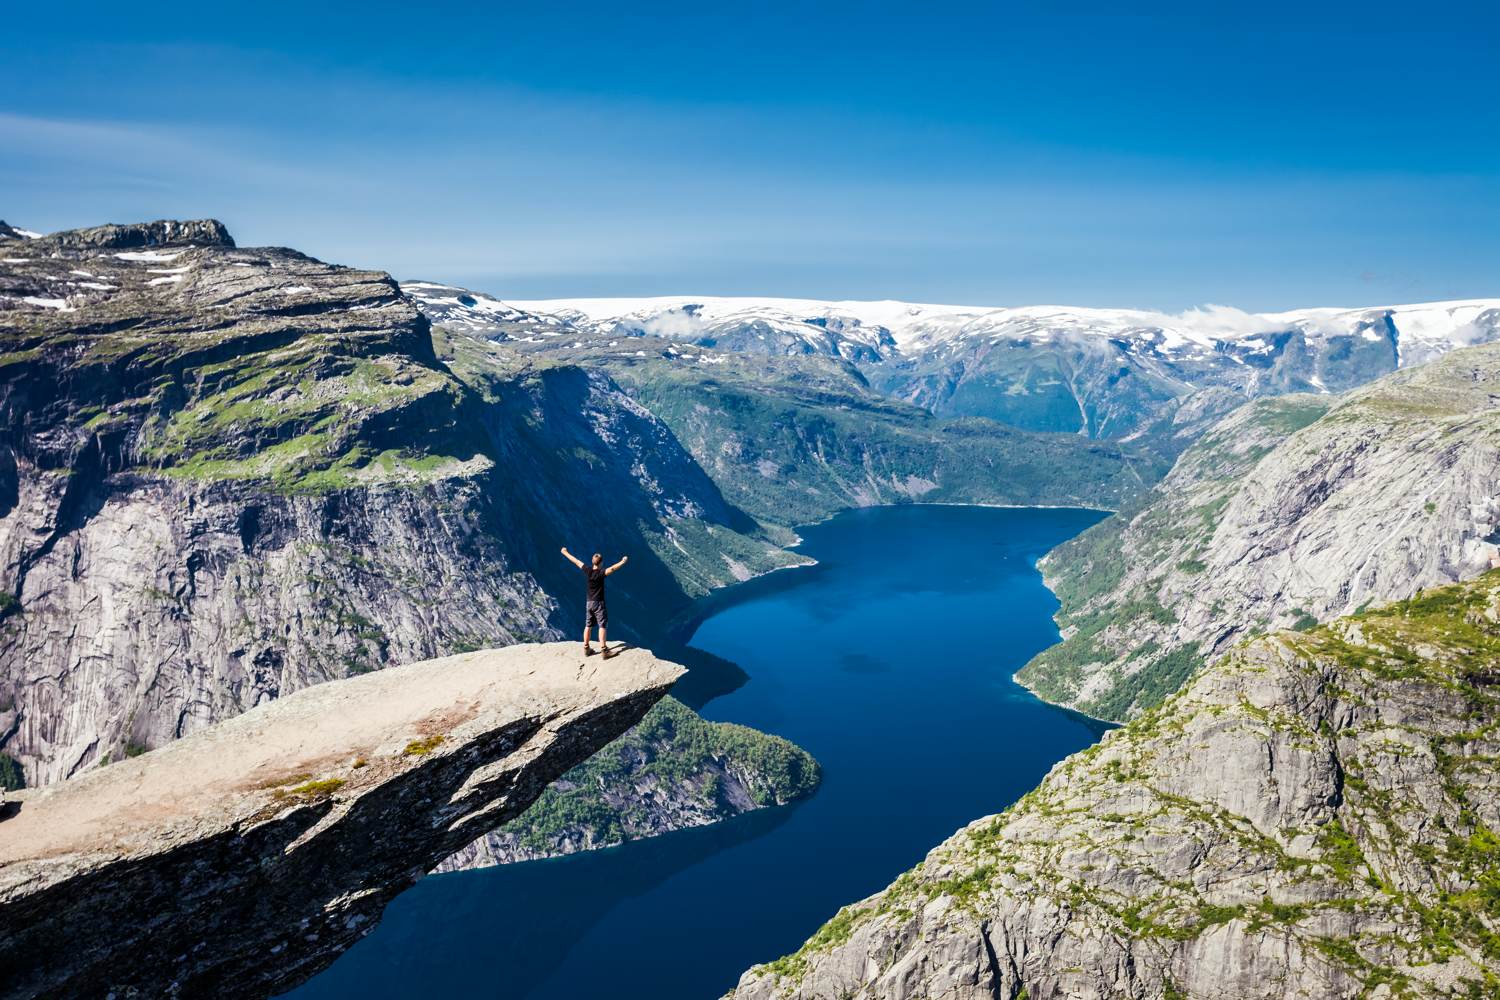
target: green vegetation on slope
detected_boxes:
[0,753,24,792]
[140,338,490,493]
[499,696,820,857]
[1017,393,1335,720]
[537,344,1164,526]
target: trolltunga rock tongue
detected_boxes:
[0,643,683,999]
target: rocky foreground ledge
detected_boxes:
[0,643,683,999]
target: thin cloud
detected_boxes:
[0,111,374,198]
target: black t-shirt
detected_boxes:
[585,565,606,603]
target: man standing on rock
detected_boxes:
[561,547,628,658]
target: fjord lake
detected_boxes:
[290,504,1109,999]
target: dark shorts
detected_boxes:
[586,600,608,629]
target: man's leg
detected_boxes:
[584,604,601,654]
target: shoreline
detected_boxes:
[795,500,1122,728]
[674,502,1117,726]
[662,555,819,643]
[1009,670,1118,727]
[785,498,1116,534]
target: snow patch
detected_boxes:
[115,250,184,262]
[20,296,71,310]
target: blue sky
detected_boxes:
[5,1,1496,309]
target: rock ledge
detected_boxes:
[0,643,682,999]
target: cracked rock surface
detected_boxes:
[0,642,683,999]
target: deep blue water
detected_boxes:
[290,504,1108,999]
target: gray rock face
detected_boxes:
[0,221,796,788]
[25,218,236,252]
[1020,343,1500,721]
[0,642,685,1000]
[732,575,1500,1000]
[2,476,557,786]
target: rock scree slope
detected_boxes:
[732,572,1500,1000]
[0,642,684,999]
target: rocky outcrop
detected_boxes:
[0,642,684,999]
[1020,343,1500,721]
[437,695,820,869]
[0,220,797,787]
[732,573,1500,1000]
[22,218,236,252]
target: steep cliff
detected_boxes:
[1019,343,1500,721]
[0,643,684,999]
[0,220,796,787]
[733,573,1500,1000]
[437,695,820,869]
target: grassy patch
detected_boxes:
[402,734,445,756]
[756,905,872,983]
[1288,608,1320,632]
[274,777,346,801]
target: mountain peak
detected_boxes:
[0,221,42,241]
[33,218,235,251]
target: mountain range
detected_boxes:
[417,286,1499,451]
[4,219,1499,998]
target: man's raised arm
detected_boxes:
[606,555,629,575]
[561,547,585,569]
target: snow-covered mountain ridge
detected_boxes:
[404,280,1498,447]
[505,294,1499,364]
